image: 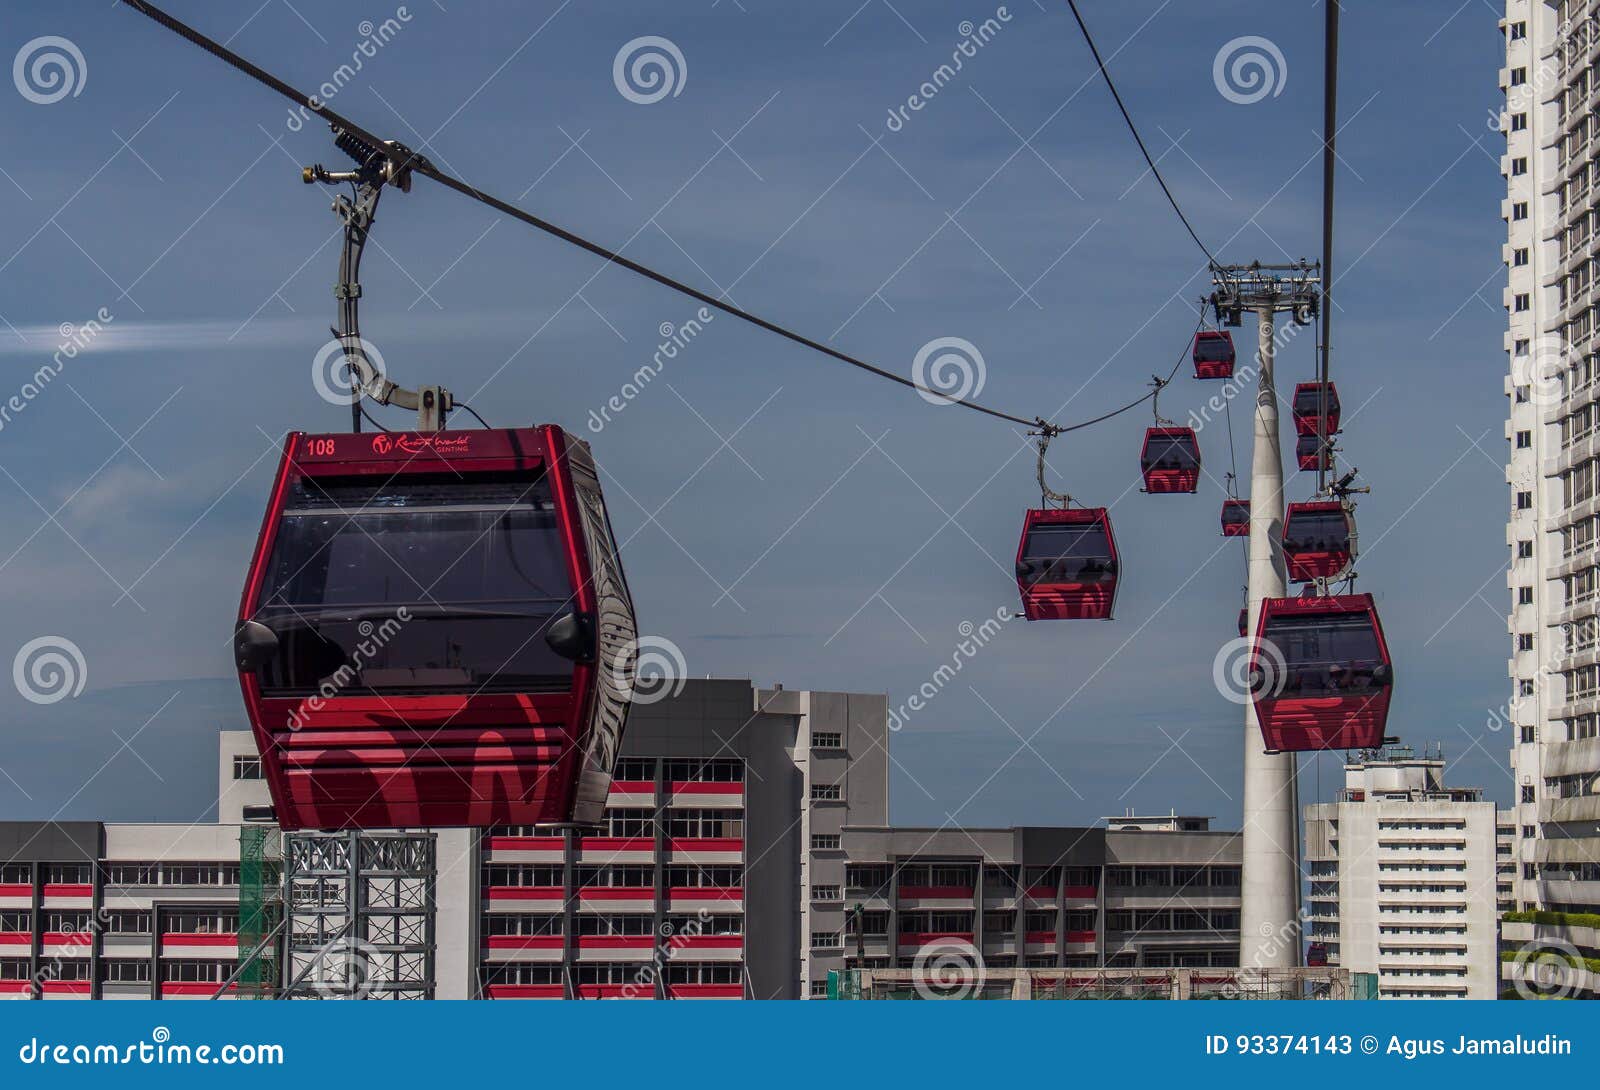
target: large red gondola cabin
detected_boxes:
[1015,508,1118,620]
[1282,501,1353,583]
[1248,593,1392,753]
[1140,426,1202,494]
[233,426,637,831]
[1292,382,1341,437]
[1192,331,1235,380]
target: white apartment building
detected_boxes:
[1498,1,1600,917]
[1303,749,1512,999]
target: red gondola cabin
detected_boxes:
[1221,498,1250,537]
[1292,382,1341,438]
[1248,593,1393,753]
[1140,427,1202,494]
[1192,331,1235,380]
[1015,508,1119,620]
[233,426,637,831]
[1296,434,1332,472]
[1282,501,1354,583]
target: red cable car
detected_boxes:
[1221,498,1250,537]
[1282,501,1354,583]
[1237,605,1248,638]
[1306,941,1328,968]
[1192,331,1235,379]
[1291,382,1341,437]
[1296,434,1332,472]
[233,426,637,831]
[1015,508,1119,620]
[1140,427,1202,494]
[1248,593,1393,753]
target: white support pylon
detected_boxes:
[1240,303,1301,967]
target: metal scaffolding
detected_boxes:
[281,831,436,1000]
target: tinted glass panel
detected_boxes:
[1019,521,1115,586]
[1194,336,1231,362]
[1143,433,1199,469]
[1293,386,1339,414]
[1264,611,1385,696]
[254,472,575,695]
[1283,511,1349,552]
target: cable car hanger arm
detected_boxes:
[121,0,1164,440]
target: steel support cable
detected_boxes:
[123,0,1183,441]
[1317,1,1340,493]
[1062,0,1220,270]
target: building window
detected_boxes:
[1516,430,1531,448]
[811,834,841,851]
[1513,202,1528,220]
[1518,586,1534,605]
[666,809,742,840]
[1516,491,1533,510]
[1509,67,1526,86]
[810,783,843,802]
[1508,21,1525,40]
[810,979,830,997]
[611,757,654,783]
[811,731,843,749]
[1519,679,1535,697]
[1521,785,1536,803]
[1514,294,1530,312]
[1511,113,1527,131]
[1522,825,1536,838]
[1517,634,1535,651]
[812,885,842,901]
[1511,157,1528,176]
[100,959,151,984]
[1518,539,1533,557]
[43,864,90,885]
[1512,249,1529,267]
[231,755,263,780]
[1521,725,1536,744]
[811,931,841,949]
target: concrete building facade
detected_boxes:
[1303,749,1512,998]
[1499,0,1600,915]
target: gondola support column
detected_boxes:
[1211,261,1320,969]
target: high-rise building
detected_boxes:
[0,680,1244,999]
[1497,2,1600,939]
[1302,748,1512,998]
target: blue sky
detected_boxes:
[0,1,1509,827]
